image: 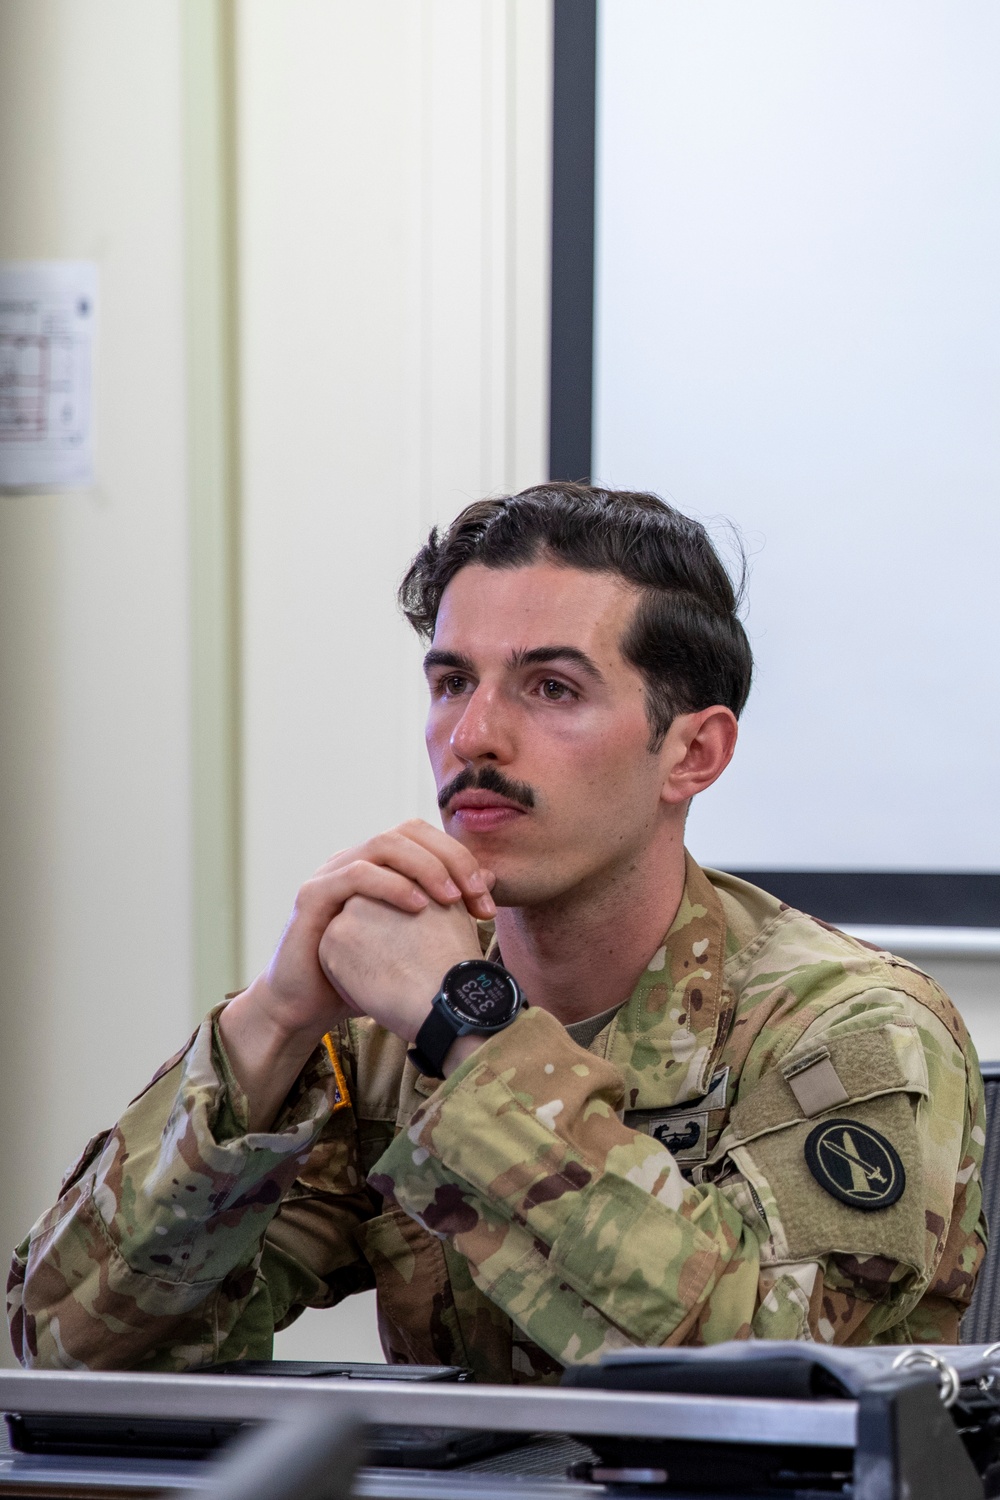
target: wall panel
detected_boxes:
[0,0,194,1367]
[235,0,551,1359]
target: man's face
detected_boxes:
[424,559,677,908]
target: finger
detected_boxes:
[393,821,497,916]
[319,825,495,918]
[351,833,470,907]
[299,862,431,923]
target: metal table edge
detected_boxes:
[0,1370,857,1448]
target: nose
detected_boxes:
[448,683,515,766]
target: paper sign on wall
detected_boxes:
[0,261,97,491]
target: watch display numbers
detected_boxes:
[442,959,521,1033]
[456,971,504,1016]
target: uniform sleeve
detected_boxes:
[741,991,986,1347]
[370,1006,762,1364]
[8,1014,375,1371]
[370,997,982,1366]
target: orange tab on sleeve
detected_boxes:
[322,1032,352,1112]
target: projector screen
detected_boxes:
[554,1,1000,917]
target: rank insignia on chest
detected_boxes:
[803,1118,905,1211]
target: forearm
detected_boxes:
[218,977,328,1131]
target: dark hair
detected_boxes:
[399,482,752,750]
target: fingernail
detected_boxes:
[411,889,429,907]
[466,872,486,892]
[479,897,496,917]
[442,879,461,899]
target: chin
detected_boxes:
[489,868,568,909]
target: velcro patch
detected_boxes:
[728,1023,926,1147]
[783,1049,849,1118]
[732,1092,925,1270]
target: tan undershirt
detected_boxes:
[564,1001,624,1051]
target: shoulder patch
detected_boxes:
[804,1117,905,1212]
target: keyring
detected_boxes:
[891,1347,960,1407]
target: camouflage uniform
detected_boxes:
[8,858,987,1379]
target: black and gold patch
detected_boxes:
[804,1118,905,1212]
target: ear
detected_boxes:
[658,706,739,807]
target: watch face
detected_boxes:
[444,961,519,1029]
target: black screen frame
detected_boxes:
[546,1,998,929]
[548,0,596,486]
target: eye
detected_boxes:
[539,678,575,701]
[438,674,471,697]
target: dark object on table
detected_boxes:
[203,1359,469,1381]
[6,1360,526,1471]
[563,1344,987,1498]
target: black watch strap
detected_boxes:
[408,1002,461,1080]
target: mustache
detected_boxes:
[437,765,536,812]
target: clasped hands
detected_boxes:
[219,822,495,1128]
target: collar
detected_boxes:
[480,852,732,1111]
[605,851,732,1110]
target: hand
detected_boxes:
[318,894,481,1042]
[229,821,495,1042]
[218,822,494,1128]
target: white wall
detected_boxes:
[594,0,1000,873]
[237,1,550,979]
[236,0,552,1361]
[0,1,195,1367]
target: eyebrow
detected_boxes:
[423,649,476,677]
[508,645,606,682]
[423,645,605,683]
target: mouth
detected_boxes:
[446,790,529,833]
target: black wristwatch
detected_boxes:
[408,959,525,1079]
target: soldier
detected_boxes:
[8,485,987,1378]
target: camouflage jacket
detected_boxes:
[8,857,987,1379]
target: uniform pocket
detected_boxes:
[359,1205,466,1367]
